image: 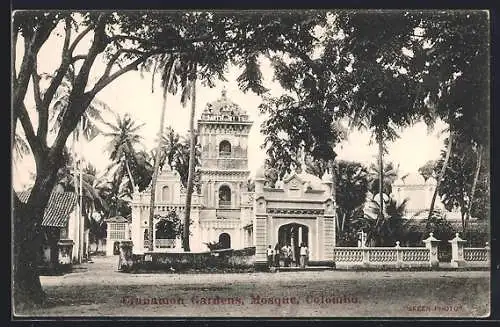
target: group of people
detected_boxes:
[266,242,309,270]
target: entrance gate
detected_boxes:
[278,223,309,266]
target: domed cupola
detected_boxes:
[200,89,249,122]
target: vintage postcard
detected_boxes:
[12,9,490,318]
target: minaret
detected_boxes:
[198,90,253,209]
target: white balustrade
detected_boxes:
[462,241,490,267]
[334,236,436,269]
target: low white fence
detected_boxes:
[334,233,490,269]
[334,244,432,269]
[447,233,489,268]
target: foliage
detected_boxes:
[246,179,255,192]
[261,11,489,234]
[94,178,132,219]
[103,113,152,196]
[103,113,144,164]
[53,150,106,219]
[152,128,202,193]
[11,9,489,309]
[424,210,455,243]
[48,65,111,142]
[203,241,226,251]
[418,160,437,181]
[88,217,107,248]
[128,150,154,192]
[13,133,31,162]
[352,197,410,246]
[333,160,369,233]
[367,161,399,196]
[434,132,490,228]
[304,154,330,178]
[154,211,183,239]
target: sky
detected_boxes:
[12,18,447,191]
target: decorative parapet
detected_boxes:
[334,243,432,269]
[463,242,490,267]
[266,208,325,216]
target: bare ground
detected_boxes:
[16,256,490,318]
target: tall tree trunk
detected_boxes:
[376,130,384,224]
[124,157,136,191]
[466,144,482,226]
[330,160,340,232]
[13,153,61,312]
[331,160,337,204]
[428,131,454,219]
[13,196,45,312]
[341,212,346,233]
[72,131,81,263]
[147,60,176,252]
[183,73,197,252]
[78,118,85,262]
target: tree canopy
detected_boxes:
[260,10,489,175]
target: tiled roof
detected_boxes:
[17,190,78,228]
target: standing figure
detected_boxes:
[282,243,292,267]
[266,245,274,269]
[300,242,309,269]
[294,244,300,267]
[274,243,281,267]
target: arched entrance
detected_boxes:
[218,233,231,249]
[278,223,309,266]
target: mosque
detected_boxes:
[123,90,336,267]
[106,90,460,263]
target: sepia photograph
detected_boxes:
[11,9,491,318]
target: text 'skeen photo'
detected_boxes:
[12,9,491,318]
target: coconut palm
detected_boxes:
[353,197,410,247]
[368,161,399,196]
[146,54,178,251]
[147,50,200,252]
[48,65,111,142]
[54,149,107,221]
[155,126,184,172]
[103,113,145,193]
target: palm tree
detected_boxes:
[147,55,177,251]
[427,126,453,220]
[149,49,200,252]
[47,65,112,262]
[49,65,111,143]
[54,150,106,222]
[103,113,145,194]
[183,70,197,252]
[155,126,184,172]
[368,161,399,196]
[354,197,410,247]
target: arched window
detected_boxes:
[219,140,231,157]
[219,185,231,207]
[218,233,231,249]
[161,185,170,202]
